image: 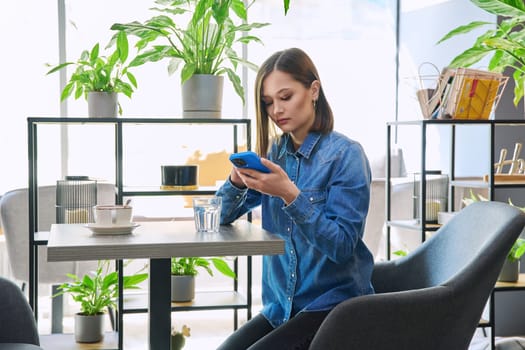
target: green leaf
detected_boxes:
[116,31,129,63]
[89,43,100,64]
[436,21,492,44]
[284,0,290,15]
[449,47,494,68]
[470,0,525,17]
[210,257,236,278]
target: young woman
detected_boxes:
[216,47,374,350]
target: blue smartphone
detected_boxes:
[229,151,271,173]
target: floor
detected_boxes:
[35,295,510,350]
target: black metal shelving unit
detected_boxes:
[28,116,252,349]
[386,119,525,350]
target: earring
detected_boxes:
[313,100,317,109]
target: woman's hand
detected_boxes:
[233,158,300,205]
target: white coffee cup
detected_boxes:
[93,205,132,226]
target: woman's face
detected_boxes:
[261,70,319,143]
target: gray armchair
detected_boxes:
[0,277,42,350]
[0,184,116,333]
[309,201,525,350]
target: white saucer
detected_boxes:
[85,223,140,235]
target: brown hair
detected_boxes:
[254,48,334,156]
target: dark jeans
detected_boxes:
[216,310,330,350]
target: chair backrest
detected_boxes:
[0,184,115,284]
[373,201,525,293]
[310,201,525,350]
[0,276,41,346]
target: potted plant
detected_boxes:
[110,0,269,117]
[437,0,525,106]
[500,238,525,282]
[171,324,191,350]
[170,256,235,302]
[46,31,138,117]
[54,260,148,343]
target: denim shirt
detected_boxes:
[216,131,374,328]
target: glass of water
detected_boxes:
[192,196,222,232]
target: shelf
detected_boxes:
[27,116,251,125]
[39,332,118,350]
[123,290,248,313]
[386,219,441,231]
[451,178,525,188]
[28,116,253,350]
[121,186,218,196]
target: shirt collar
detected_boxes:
[277,132,322,159]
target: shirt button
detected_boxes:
[287,227,291,232]
[291,273,295,278]
[290,250,294,254]
[287,296,291,301]
[310,197,314,201]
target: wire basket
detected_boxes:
[416,67,508,120]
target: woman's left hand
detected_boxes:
[234,158,300,205]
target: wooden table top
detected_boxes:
[495,273,525,290]
[47,220,284,262]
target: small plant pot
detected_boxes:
[498,259,520,282]
[171,275,195,302]
[74,312,105,343]
[88,91,118,118]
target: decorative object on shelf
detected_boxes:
[416,65,507,120]
[54,260,148,343]
[181,74,224,118]
[171,324,191,350]
[161,165,199,190]
[46,31,138,117]
[483,143,525,183]
[499,238,525,282]
[110,0,270,117]
[437,211,457,225]
[170,256,235,302]
[56,176,97,224]
[87,91,118,118]
[437,0,525,107]
[412,170,449,223]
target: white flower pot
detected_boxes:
[181,74,223,118]
[74,312,105,343]
[171,275,195,302]
[498,259,520,282]
[87,91,118,118]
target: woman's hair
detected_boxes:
[254,47,334,156]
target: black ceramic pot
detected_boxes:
[161,165,198,190]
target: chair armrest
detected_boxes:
[371,260,403,293]
[310,286,458,350]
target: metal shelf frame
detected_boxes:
[27,116,252,349]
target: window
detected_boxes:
[0,0,397,194]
